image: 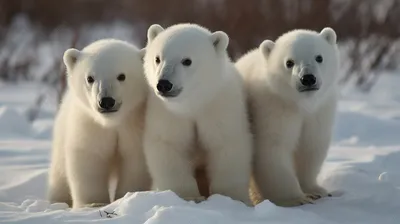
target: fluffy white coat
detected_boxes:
[143,23,253,204]
[236,28,339,207]
[48,39,151,208]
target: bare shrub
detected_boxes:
[0,0,398,92]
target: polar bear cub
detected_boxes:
[143,23,253,204]
[236,28,339,207]
[48,39,151,208]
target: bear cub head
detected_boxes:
[260,28,339,109]
[143,23,230,114]
[63,39,146,126]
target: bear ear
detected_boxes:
[260,40,275,59]
[147,24,164,43]
[63,48,81,71]
[320,27,337,45]
[210,31,229,53]
[138,48,146,61]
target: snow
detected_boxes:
[0,74,400,223]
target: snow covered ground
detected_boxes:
[0,74,399,223]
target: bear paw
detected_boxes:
[183,196,206,203]
[304,186,331,199]
[273,195,315,207]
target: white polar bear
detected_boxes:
[236,28,339,207]
[47,39,151,208]
[142,23,253,205]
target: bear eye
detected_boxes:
[315,55,323,63]
[181,58,192,66]
[87,76,95,84]
[285,59,295,69]
[155,56,160,64]
[117,73,126,82]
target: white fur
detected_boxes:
[48,39,151,208]
[236,28,339,207]
[143,23,253,204]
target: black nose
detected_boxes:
[300,74,317,87]
[99,97,115,110]
[157,79,173,93]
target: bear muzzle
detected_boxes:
[297,74,320,93]
[97,97,120,113]
[156,79,182,98]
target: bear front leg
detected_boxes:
[48,114,72,206]
[114,151,151,200]
[255,147,313,207]
[197,123,252,205]
[296,100,337,199]
[144,136,202,200]
[295,138,330,199]
[66,146,113,209]
[196,96,253,205]
[143,96,201,201]
[253,110,312,207]
[47,155,72,207]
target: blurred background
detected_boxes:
[0,0,399,102]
